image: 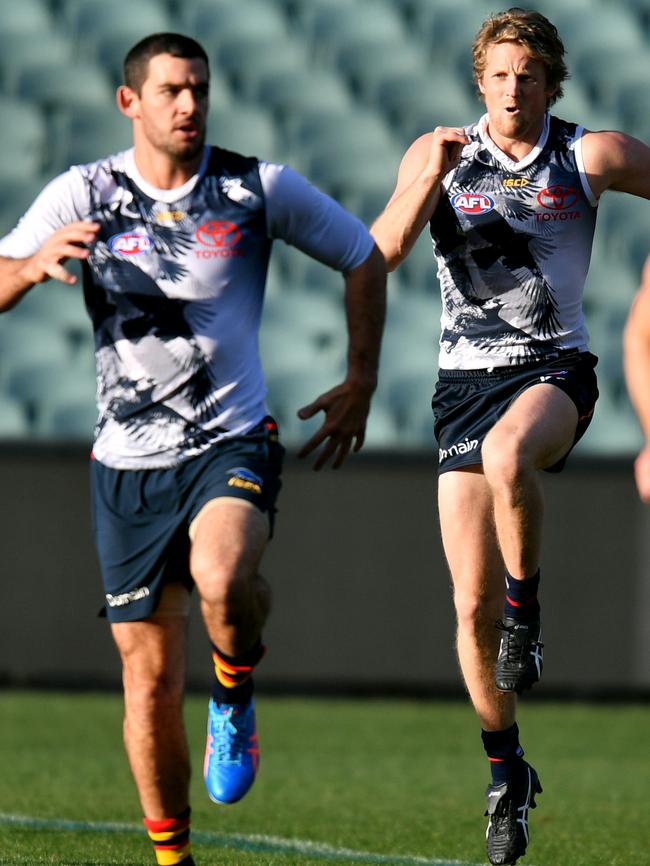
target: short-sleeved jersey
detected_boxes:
[431,113,598,370]
[0,146,374,468]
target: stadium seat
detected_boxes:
[259,322,339,380]
[49,105,132,171]
[13,62,114,114]
[4,358,96,429]
[579,385,642,456]
[208,106,280,162]
[375,66,479,138]
[552,79,619,134]
[253,68,352,125]
[413,1,496,70]
[307,144,403,202]
[0,30,73,93]
[0,97,48,180]
[550,6,644,60]
[66,0,173,49]
[36,394,99,440]
[283,105,367,160]
[273,247,346,295]
[340,185,394,229]
[1,0,52,35]
[217,36,309,101]
[261,291,347,354]
[396,234,439,294]
[299,0,407,64]
[0,175,52,238]
[346,47,432,106]
[0,319,72,380]
[11,280,90,345]
[0,394,31,438]
[384,368,438,447]
[180,0,288,53]
[363,398,400,448]
[303,110,399,186]
[265,368,347,445]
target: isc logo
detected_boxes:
[108,232,153,255]
[451,192,495,214]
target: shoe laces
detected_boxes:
[496,620,544,660]
[210,706,249,765]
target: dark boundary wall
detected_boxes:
[1,444,648,697]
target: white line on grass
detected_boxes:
[0,812,485,866]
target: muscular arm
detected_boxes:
[624,256,650,501]
[297,243,387,469]
[582,129,650,200]
[371,127,468,270]
[0,222,99,313]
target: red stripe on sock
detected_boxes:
[505,594,538,608]
[488,757,505,763]
[143,816,190,833]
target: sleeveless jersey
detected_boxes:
[431,113,598,369]
[0,146,374,468]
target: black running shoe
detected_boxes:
[494,618,543,694]
[485,761,542,865]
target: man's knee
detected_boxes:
[482,428,529,491]
[454,585,503,634]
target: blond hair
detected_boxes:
[472,7,569,106]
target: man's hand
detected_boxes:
[21,221,100,286]
[634,444,650,502]
[427,126,469,179]
[296,378,374,470]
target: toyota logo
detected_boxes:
[537,185,578,210]
[196,220,241,247]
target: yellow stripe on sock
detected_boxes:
[147,829,179,842]
[154,842,191,865]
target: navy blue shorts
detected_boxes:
[432,351,599,475]
[91,416,285,622]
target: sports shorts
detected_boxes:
[91,416,285,623]
[432,350,599,475]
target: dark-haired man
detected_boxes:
[372,7,650,864]
[0,32,386,866]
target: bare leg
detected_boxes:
[189,498,270,655]
[111,611,190,819]
[481,384,579,579]
[438,467,515,731]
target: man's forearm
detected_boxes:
[0,255,37,313]
[343,244,387,391]
[371,173,442,271]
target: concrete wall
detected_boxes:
[1,444,648,695]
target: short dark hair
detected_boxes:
[472,7,569,106]
[123,32,209,93]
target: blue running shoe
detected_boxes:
[203,699,259,804]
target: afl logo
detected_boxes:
[537,185,578,210]
[108,232,153,255]
[196,220,241,247]
[451,193,495,214]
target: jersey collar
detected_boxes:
[124,145,211,202]
[478,112,550,171]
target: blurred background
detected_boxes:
[0,0,648,451]
[0,0,649,696]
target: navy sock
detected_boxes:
[482,723,525,785]
[210,639,265,706]
[503,569,540,622]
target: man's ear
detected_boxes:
[117,85,139,119]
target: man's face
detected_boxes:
[131,53,209,162]
[478,41,554,145]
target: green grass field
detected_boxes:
[1,691,648,866]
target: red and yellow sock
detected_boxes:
[143,807,194,865]
[211,640,265,705]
